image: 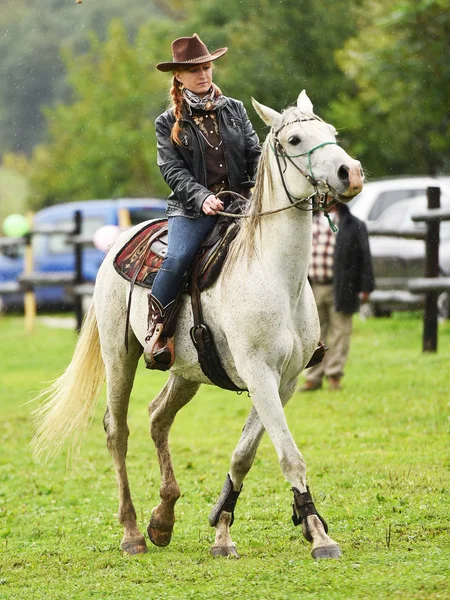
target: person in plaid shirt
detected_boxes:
[300,202,374,391]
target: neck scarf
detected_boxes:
[182,85,228,113]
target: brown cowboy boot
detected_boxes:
[143,295,175,371]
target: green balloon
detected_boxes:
[2,214,29,237]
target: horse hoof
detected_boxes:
[147,521,173,547]
[210,545,240,559]
[121,536,147,555]
[311,544,342,560]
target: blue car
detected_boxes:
[0,198,167,311]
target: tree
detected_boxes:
[186,0,359,134]
[28,20,172,207]
[331,0,450,176]
[0,0,167,155]
[28,1,361,206]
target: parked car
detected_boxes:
[348,176,450,224]
[366,195,450,318]
[0,198,166,311]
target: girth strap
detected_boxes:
[190,258,246,392]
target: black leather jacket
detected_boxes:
[155,97,261,217]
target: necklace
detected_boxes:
[196,128,223,150]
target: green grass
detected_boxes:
[0,313,449,599]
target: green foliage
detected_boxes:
[0,166,30,223]
[0,313,449,598]
[27,0,361,207]
[3,0,450,206]
[331,0,450,176]
[28,20,172,207]
[187,0,358,133]
[0,0,167,156]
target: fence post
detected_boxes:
[73,210,83,332]
[24,211,36,334]
[422,187,440,352]
[118,207,131,229]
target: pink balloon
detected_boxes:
[93,225,121,253]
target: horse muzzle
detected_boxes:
[336,162,364,199]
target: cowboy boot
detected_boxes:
[143,294,174,370]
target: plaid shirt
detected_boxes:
[308,211,339,283]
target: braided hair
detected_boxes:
[169,76,185,146]
[169,70,222,146]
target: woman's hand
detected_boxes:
[202,194,224,215]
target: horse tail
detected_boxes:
[31,303,105,462]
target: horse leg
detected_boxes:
[209,405,262,558]
[209,379,297,558]
[147,373,200,547]
[102,334,146,555]
[246,369,340,559]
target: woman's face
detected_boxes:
[176,63,213,97]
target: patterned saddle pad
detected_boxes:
[113,218,240,291]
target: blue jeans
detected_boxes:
[151,214,218,307]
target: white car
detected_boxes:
[364,194,450,318]
[348,176,450,224]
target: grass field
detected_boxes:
[0,312,449,599]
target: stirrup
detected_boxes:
[144,327,175,371]
[143,296,175,371]
[305,342,329,369]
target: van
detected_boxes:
[0,198,166,311]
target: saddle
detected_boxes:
[113,217,240,293]
[114,207,245,391]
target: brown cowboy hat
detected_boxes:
[156,33,228,72]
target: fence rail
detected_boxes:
[367,226,425,240]
[2,193,449,348]
[0,210,93,332]
[368,186,448,352]
[18,271,77,286]
[408,277,450,294]
[0,281,21,294]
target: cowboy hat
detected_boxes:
[156,33,228,72]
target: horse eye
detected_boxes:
[288,135,301,146]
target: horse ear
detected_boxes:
[297,90,314,114]
[251,97,281,127]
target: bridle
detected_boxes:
[216,117,343,231]
[270,117,340,230]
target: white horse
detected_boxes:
[32,91,364,560]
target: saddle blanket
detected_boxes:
[113,218,240,292]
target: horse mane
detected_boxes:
[224,105,322,276]
[223,137,273,276]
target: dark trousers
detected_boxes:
[150,214,218,307]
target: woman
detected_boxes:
[144,33,261,369]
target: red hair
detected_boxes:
[169,77,185,146]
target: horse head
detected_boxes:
[252,91,364,203]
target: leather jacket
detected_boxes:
[155,97,261,218]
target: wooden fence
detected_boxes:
[370,186,450,352]
[0,210,95,332]
[2,195,449,350]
